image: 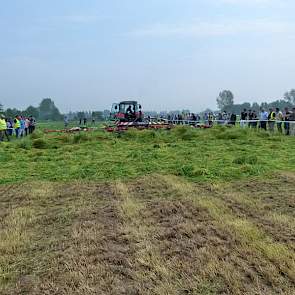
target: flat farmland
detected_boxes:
[0,126,294,294]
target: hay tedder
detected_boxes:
[105,101,173,132]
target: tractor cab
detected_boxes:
[111,101,143,122]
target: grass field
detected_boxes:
[0,125,294,294]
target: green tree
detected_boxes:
[92,111,103,121]
[24,105,39,118]
[5,108,21,118]
[284,89,295,104]
[217,90,234,112]
[39,98,62,121]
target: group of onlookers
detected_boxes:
[167,113,202,124]
[0,114,36,142]
[163,107,295,135]
[239,107,295,135]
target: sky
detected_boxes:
[0,0,294,112]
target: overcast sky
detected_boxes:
[0,0,294,112]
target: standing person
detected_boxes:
[64,116,69,128]
[260,109,268,131]
[208,112,214,127]
[217,113,223,125]
[29,115,36,134]
[25,117,30,136]
[248,110,253,127]
[19,116,26,137]
[240,109,247,128]
[289,107,295,136]
[252,111,258,129]
[0,114,8,142]
[83,117,87,126]
[7,118,13,136]
[275,108,283,133]
[229,113,237,126]
[283,107,291,135]
[268,108,276,132]
[14,115,21,138]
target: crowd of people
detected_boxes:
[0,114,36,142]
[165,106,295,135]
[238,107,295,135]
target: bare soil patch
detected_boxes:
[1,174,295,294]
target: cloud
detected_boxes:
[130,19,295,38]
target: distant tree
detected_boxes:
[92,111,104,121]
[260,102,268,110]
[39,98,62,121]
[5,108,21,118]
[24,105,39,118]
[252,102,260,112]
[217,90,234,112]
[103,109,110,119]
[284,89,295,104]
[0,102,3,113]
[231,103,251,115]
[77,112,85,120]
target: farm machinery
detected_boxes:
[105,100,173,132]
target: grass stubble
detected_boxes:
[0,126,295,294]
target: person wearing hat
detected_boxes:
[0,114,9,142]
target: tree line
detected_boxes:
[0,98,62,121]
[0,98,110,121]
[216,89,295,114]
[1,90,295,121]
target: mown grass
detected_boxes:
[0,125,294,184]
[1,124,295,294]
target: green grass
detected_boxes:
[0,125,294,184]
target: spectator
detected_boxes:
[240,109,247,128]
[275,107,283,133]
[248,110,253,127]
[260,109,268,130]
[252,111,258,128]
[268,108,276,132]
[283,107,291,135]
[29,116,36,134]
[217,113,223,125]
[14,115,21,138]
[0,114,8,142]
[7,118,13,136]
[19,116,26,137]
[64,116,69,128]
[229,113,237,126]
[25,117,30,136]
[289,107,295,136]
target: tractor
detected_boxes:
[105,100,172,132]
[110,101,143,122]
